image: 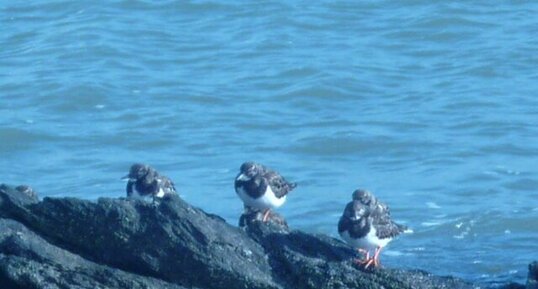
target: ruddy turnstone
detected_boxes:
[122,163,177,201]
[338,189,408,269]
[234,161,297,222]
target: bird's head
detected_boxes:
[122,163,151,181]
[236,161,262,181]
[352,189,376,205]
[343,201,366,220]
[351,203,368,221]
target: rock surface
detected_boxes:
[0,184,531,289]
[528,261,538,289]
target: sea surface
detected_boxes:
[1,0,537,284]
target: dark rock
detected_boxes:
[498,283,526,289]
[0,185,278,289]
[0,183,530,289]
[239,208,289,230]
[245,219,480,289]
[0,218,188,289]
[0,184,38,220]
[528,261,538,289]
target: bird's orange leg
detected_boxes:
[354,248,375,268]
[262,209,271,222]
[373,246,383,267]
[364,258,376,269]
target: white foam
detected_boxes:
[425,202,441,209]
[421,221,442,227]
[384,250,407,257]
[409,247,425,251]
[483,170,498,176]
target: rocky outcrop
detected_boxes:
[0,184,274,289]
[0,184,531,289]
[0,218,188,289]
[528,261,538,289]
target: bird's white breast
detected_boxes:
[340,226,392,250]
[155,188,165,198]
[237,185,286,209]
[130,185,144,199]
[129,184,163,200]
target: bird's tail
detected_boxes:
[289,182,298,190]
[397,223,413,234]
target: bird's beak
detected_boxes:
[236,173,250,181]
[121,174,131,181]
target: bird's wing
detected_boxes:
[338,201,370,239]
[370,202,406,239]
[160,176,177,194]
[264,171,297,198]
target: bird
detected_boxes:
[234,161,297,222]
[15,185,37,198]
[338,189,408,269]
[122,163,177,201]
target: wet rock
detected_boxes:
[0,184,278,289]
[528,261,538,289]
[500,283,526,289]
[0,183,530,289]
[0,218,188,289]
[244,219,480,289]
[239,208,289,230]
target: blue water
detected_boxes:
[1,1,537,284]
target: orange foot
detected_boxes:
[262,209,271,222]
[353,248,376,269]
[372,246,383,268]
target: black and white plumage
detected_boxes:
[122,163,177,200]
[234,162,297,216]
[15,185,38,200]
[338,189,408,268]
